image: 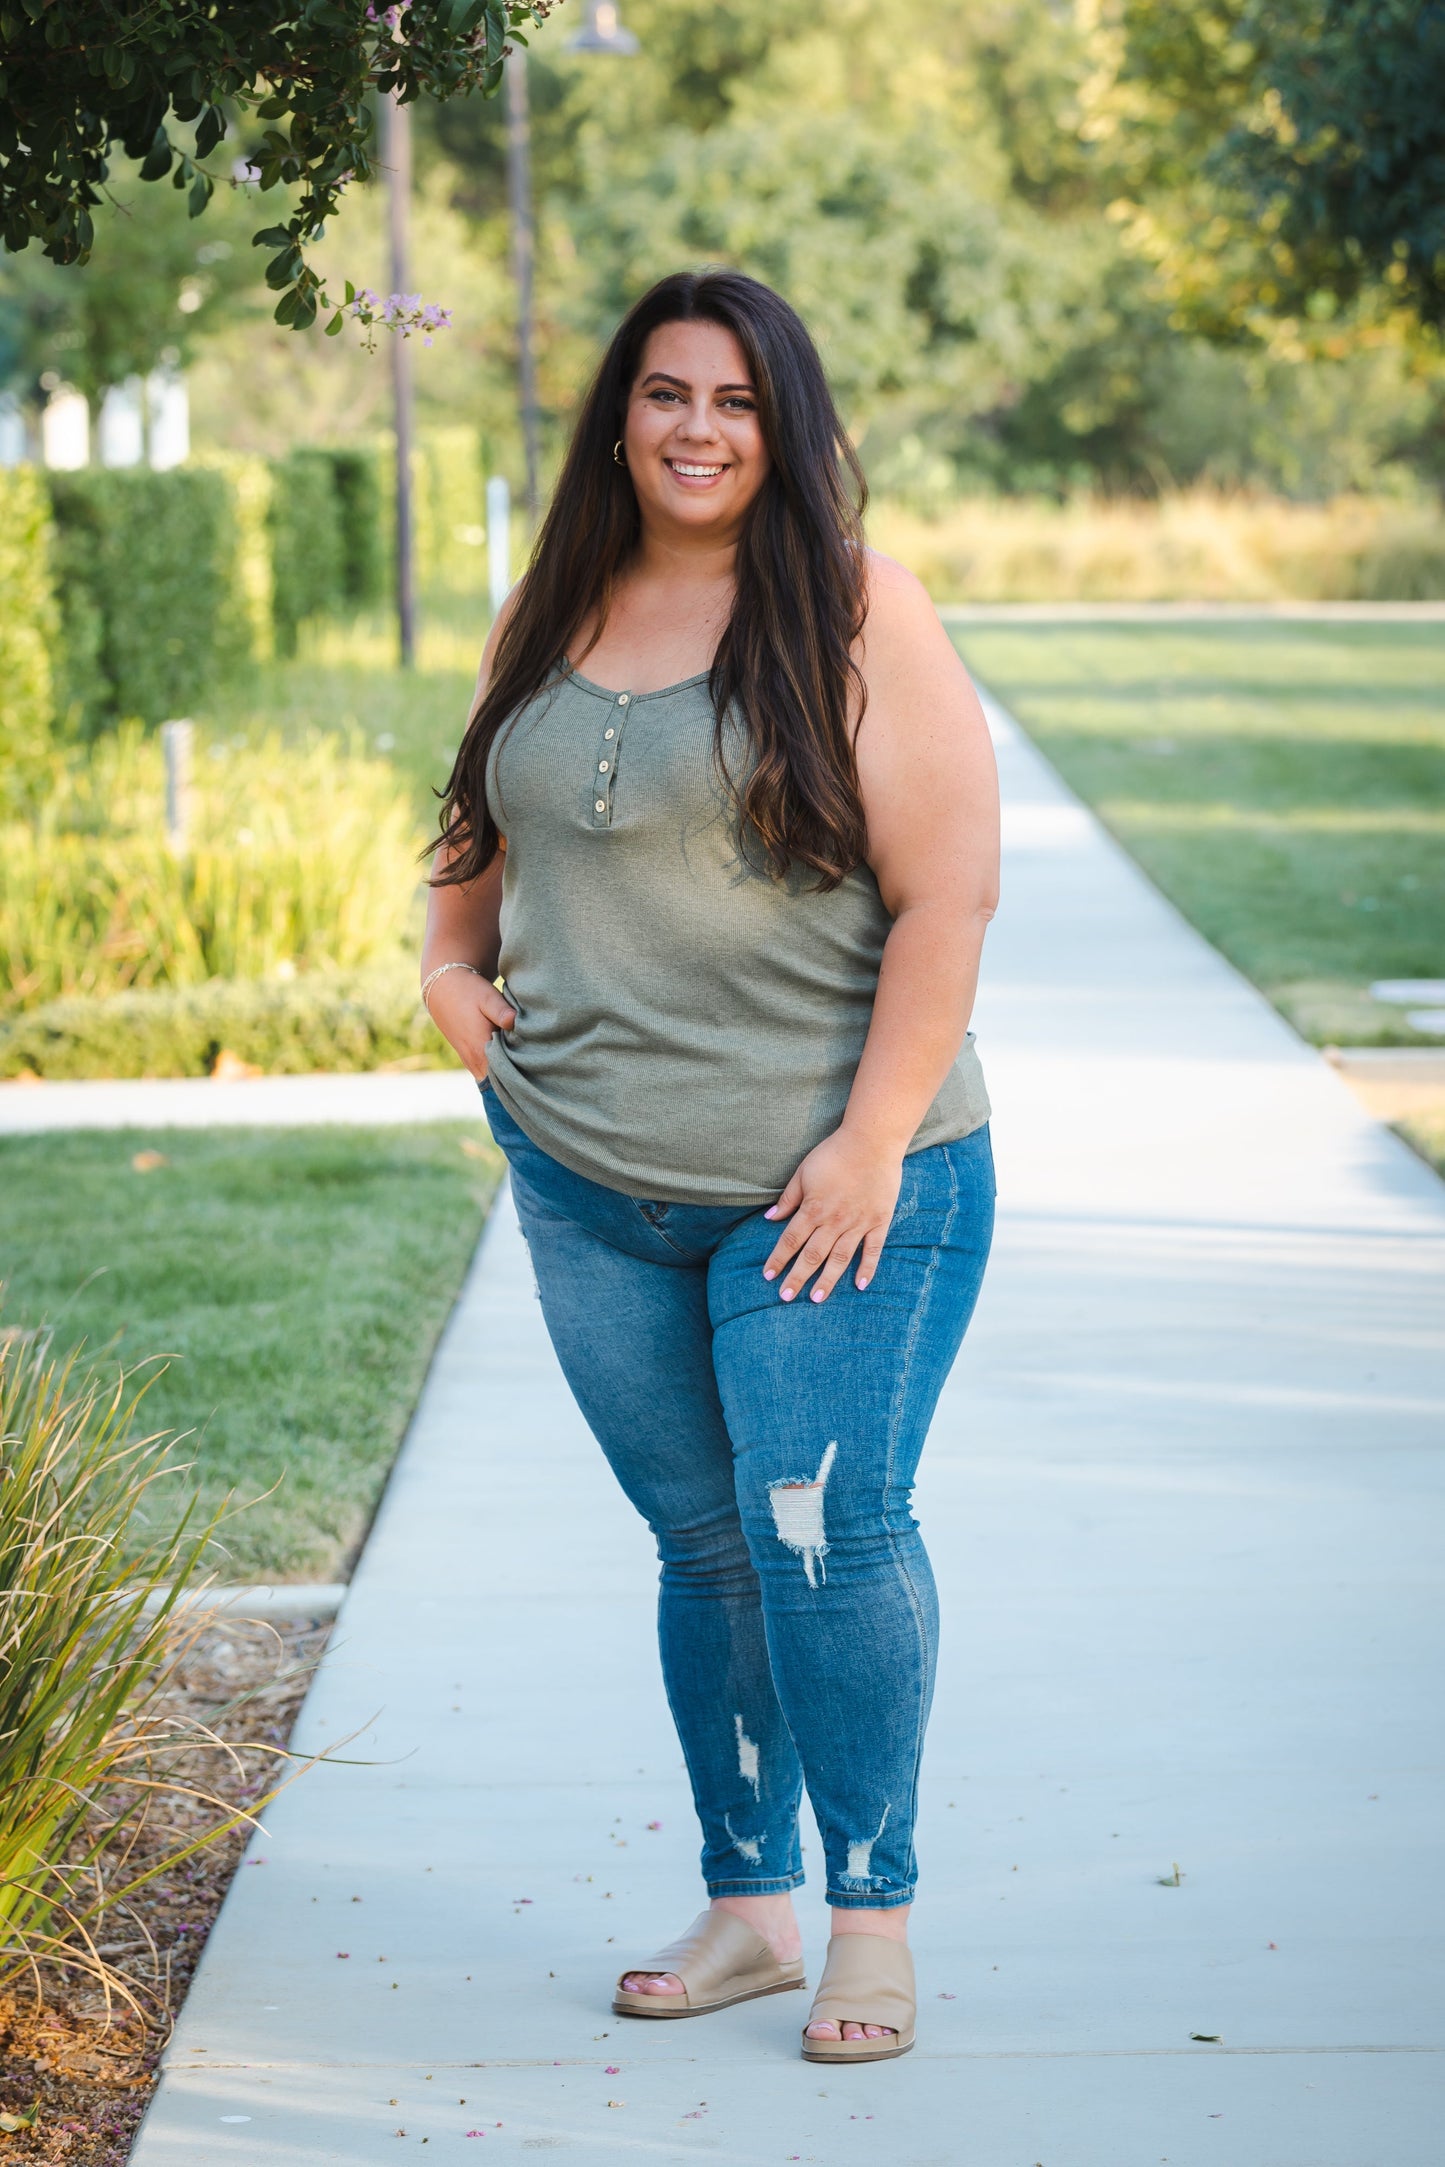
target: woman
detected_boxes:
[420,269,998,2064]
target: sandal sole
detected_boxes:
[800,2032,915,2064]
[612,1975,807,2019]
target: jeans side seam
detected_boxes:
[840,1145,959,1904]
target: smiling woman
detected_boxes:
[627,337,765,502]
[433,270,877,890]
[414,270,1000,2064]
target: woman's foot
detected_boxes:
[620,1893,803,1998]
[803,1905,911,2044]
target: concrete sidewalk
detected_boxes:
[0,1068,484,1133]
[130,698,1445,2165]
[937,599,1445,622]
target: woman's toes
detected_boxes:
[634,1971,684,1995]
[805,2021,842,2040]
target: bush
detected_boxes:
[198,450,276,660]
[374,425,485,597]
[322,446,386,608]
[268,449,345,655]
[0,965,442,1079]
[2,725,423,1012]
[0,467,59,806]
[46,467,248,730]
[44,479,108,733]
[0,1327,292,1991]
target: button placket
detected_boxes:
[591,693,629,826]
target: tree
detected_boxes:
[0,0,548,330]
[1083,0,1445,335]
[0,164,259,402]
[1226,0,1445,328]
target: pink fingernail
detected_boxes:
[811,1288,826,1302]
[762,1268,776,1281]
[856,1276,870,1290]
[763,1206,779,1219]
[779,1287,796,1302]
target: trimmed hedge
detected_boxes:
[4,440,413,754]
[323,446,385,607]
[0,967,447,1080]
[46,467,246,730]
[375,426,485,597]
[0,467,59,805]
[199,450,276,660]
[268,449,345,655]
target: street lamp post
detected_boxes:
[503,2,637,527]
[565,1,639,54]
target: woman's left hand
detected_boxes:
[762,1127,904,1302]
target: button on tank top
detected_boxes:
[483,665,990,1206]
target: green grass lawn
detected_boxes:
[0,1123,501,1581]
[951,621,1445,1048]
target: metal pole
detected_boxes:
[161,719,193,853]
[384,90,416,669]
[487,474,511,617]
[505,47,540,523]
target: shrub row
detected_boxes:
[269,448,386,656]
[0,967,445,1080]
[0,467,60,807]
[47,465,251,737]
[3,445,393,738]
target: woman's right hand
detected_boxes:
[426,970,517,1081]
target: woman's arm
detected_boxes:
[419,601,520,1080]
[762,553,999,1301]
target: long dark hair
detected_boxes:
[432,269,870,890]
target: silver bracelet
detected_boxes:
[420,960,480,1014]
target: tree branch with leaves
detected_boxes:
[0,0,551,331]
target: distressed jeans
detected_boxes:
[482,1084,995,1909]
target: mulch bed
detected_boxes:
[0,1616,330,2164]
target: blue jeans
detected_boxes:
[483,1085,995,1909]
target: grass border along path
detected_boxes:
[951,618,1445,1053]
[0,1123,502,1581]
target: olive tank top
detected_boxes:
[483,664,990,1206]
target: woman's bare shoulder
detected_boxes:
[863,545,932,610]
[858,547,958,679]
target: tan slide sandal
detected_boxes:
[612,1908,806,2019]
[800,1935,917,2062]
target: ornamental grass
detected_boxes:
[1,724,422,1017]
[870,489,1445,603]
[0,1326,298,2014]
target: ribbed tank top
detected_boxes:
[483,664,990,1206]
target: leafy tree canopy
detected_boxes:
[1084,0,1445,336]
[1228,0,1445,327]
[0,0,547,329]
[400,0,1442,497]
[0,164,259,400]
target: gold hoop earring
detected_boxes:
[612,440,626,467]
